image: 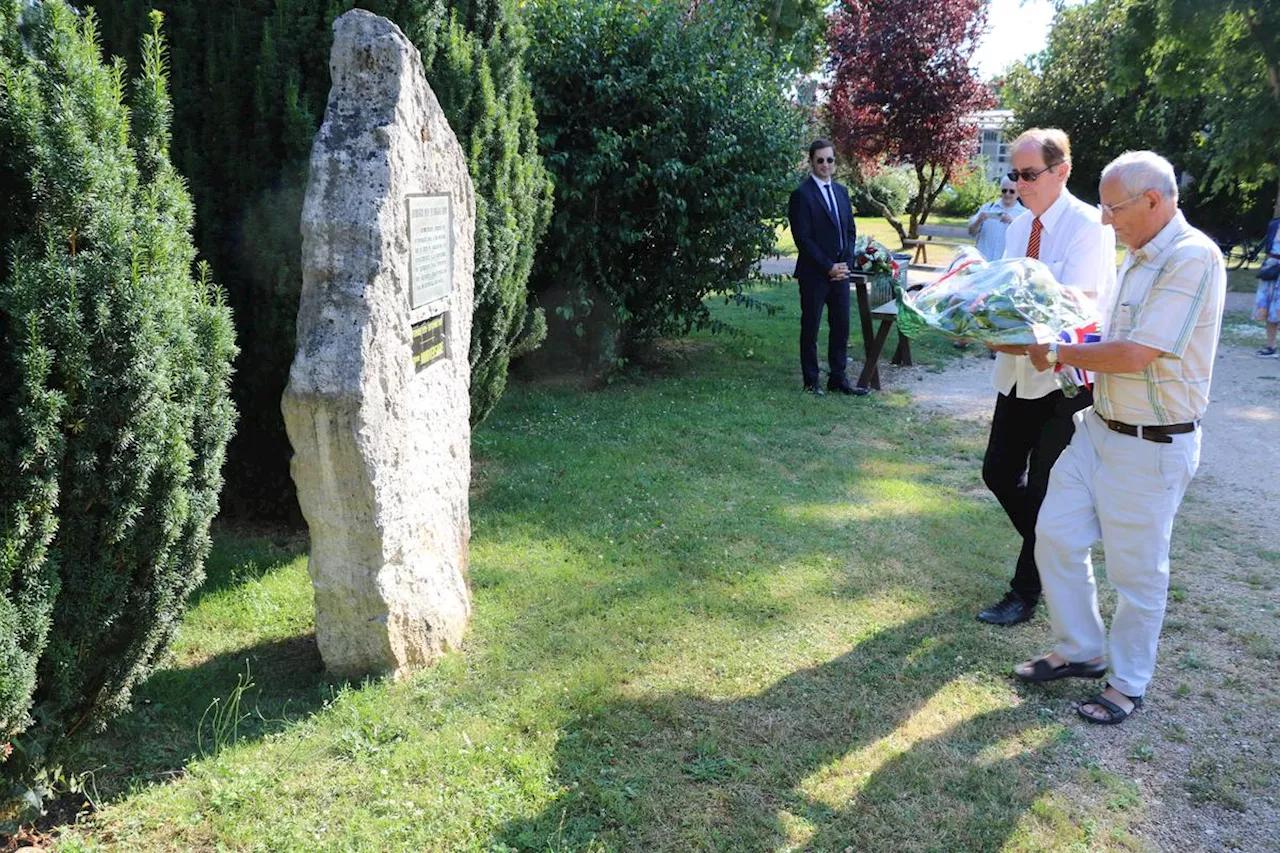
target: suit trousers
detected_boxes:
[799,277,850,387]
[982,384,1094,602]
[1035,409,1199,697]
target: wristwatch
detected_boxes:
[1045,342,1059,366]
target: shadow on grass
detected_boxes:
[494,611,1057,852]
[67,632,328,800]
[63,281,1018,838]
[187,522,307,607]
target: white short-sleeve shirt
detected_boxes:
[968,200,1026,262]
[1094,211,1226,425]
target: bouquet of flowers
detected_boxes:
[850,235,899,277]
[851,235,903,303]
[897,256,1102,396]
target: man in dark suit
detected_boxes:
[788,139,864,395]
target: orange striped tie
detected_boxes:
[1027,217,1043,259]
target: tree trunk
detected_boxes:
[871,196,908,245]
[909,163,926,239]
[925,165,953,224]
[910,162,953,237]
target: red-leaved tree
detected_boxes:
[827,0,993,243]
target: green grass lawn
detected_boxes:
[50,285,1167,852]
[773,216,972,262]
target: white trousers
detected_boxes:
[1034,409,1200,697]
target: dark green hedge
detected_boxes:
[88,0,552,519]
[0,1,236,748]
[525,0,803,365]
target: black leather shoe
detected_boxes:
[828,380,869,397]
[977,592,1037,626]
[803,384,825,396]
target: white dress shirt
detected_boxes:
[993,189,1117,399]
[812,176,838,217]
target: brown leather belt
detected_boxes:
[1100,415,1198,444]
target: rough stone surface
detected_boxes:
[282,10,474,679]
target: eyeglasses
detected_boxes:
[1007,163,1060,183]
[1000,189,1017,195]
[813,157,835,164]
[1096,192,1147,217]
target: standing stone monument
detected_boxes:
[282,9,474,679]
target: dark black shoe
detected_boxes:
[827,380,869,397]
[977,592,1037,626]
[803,384,825,396]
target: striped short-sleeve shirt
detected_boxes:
[1095,212,1226,426]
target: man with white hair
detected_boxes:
[1013,150,1226,725]
[967,176,1025,262]
[976,128,1117,627]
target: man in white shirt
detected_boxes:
[976,128,1117,627]
[967,176,1025,261]
[1015,151,1225,725]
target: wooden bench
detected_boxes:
[854,299,914,391]
[901,224,972,266]
[851,275,919,392]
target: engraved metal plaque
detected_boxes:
[407,193,452,313]
[412,314,447,372]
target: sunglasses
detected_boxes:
[1000,189,1017,195]
[1007,163,1060,183]
[813,156,835,164]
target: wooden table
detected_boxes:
[851,274,914,391]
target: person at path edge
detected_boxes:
[977,128,1117,626]
[788,139,863,396]
[1014,150,1226,725]
[1252,215,1280,358]
[967,175,1026,262]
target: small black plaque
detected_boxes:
[412,314,446,372]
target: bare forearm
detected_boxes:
[1057,340,1161,373]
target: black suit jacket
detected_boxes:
[788,177,858,285]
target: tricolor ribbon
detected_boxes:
[1054,322,1100,389]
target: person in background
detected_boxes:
[976,127,1117,627]
[1015,150,1226,725]
[1253,215,1280,358]
[788,139,863,395]
[968,176,1026,261]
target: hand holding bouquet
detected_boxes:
[896,257,1102,396]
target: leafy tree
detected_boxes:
[0,0,236,750]
[826,0,993,243]
[1120,0,1280,219]
[936,160,999,216]
[525,0,803,365]
[88,0,552,519]
[1003,0,1274,231]
[1002,0,1156,203]
[849,161,916,217]
[690,0,828,72]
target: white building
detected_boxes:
[968,109,1015,183]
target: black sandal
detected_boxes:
[1012,656,1108,683]
[1077,692,1143,725]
